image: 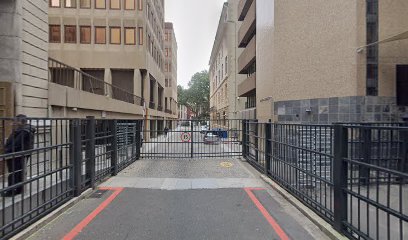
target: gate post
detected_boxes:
[361,127,371,185]
[333,125,348,233]
[242,120,247,158]
[190,120,194,158]
[264,120,272,175]
[71,119,82,197]
[135,120,141,160]
[85,116,96,189]
[110,120,118,176]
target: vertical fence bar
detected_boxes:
[333,125,348,232]
[264,121,272,175]
[110,120,118,176]
[72,119,82,197]
[85,116,96,189]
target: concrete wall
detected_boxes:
[0,0,49,118]
[378,0,408,97]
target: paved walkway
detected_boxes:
[28,158,329,240]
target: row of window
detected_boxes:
[49,25,144,45]
[50,0,143,10]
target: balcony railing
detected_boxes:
[165,109,172,114]
[149,101,156,109]
[157,105,163,111]
[48,58,143,106]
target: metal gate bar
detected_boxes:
[140,119,242,159]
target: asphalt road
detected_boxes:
[28,157,329,240]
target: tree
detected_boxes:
[177,70,210,119]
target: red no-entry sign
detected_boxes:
[181,132,191,142]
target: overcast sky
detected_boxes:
[165,0,225,88]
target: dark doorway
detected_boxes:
[397,65,408,106]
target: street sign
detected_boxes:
[181,132,191,142]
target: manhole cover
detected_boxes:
[88,189,108,199]
[220,162,234,168]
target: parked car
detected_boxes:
[200,125,209,133]
[203,132,220,144]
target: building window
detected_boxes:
[138,27,144,45]
[169,79,171,87]
[49,25,61,43]
[110,0,120,9]
[95,27,106,44]
[50,0,61,7]
[95,0,106,9]
[124,28,135,45]
[138,0,143,10]
[165,79,168,87]
[65,0,76,7]
[80,26,91,44]
[64,25,76,43]
[80,0,91,8]
[110,27,121,44]
[125,0,135,9]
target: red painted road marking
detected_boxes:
[63,187,124,240]
[244,188,290,240]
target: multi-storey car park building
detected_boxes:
[242,0,408,123]
[164,22,178,127]
[236,0,256,120]
[209,0,245,129]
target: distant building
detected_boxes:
[164,22,178,126]
[209,0,246,129]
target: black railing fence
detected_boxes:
[242,120,408,240]
[0,117,142,239]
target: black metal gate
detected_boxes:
[140,119,242,159]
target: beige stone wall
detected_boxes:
[378,0,408,97]
[21,0,49,117]
[256,0,362,121]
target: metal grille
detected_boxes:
[0,117,141,239]
[140,119,242,159]
[242,121,408,240]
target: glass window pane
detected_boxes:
[125,0,135,9]
[49,25,61,43]
[95,27,106,44]
[110,27,121,44]
[95,0,106,9]
[64,26,76,43]
[65,0,76,7]
[50,0,61,7]
[80,0,91,8]
[110,0,120,9]
[125,28,135,45]
[80,26,91,43]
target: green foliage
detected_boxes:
[177,70,210,118]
